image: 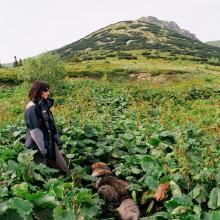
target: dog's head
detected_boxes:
[91,162,112,177]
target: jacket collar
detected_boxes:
[33,98,54,109]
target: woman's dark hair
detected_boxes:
[28,81,50,100]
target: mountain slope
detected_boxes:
[53,17,220,62]
[206,40,220,48]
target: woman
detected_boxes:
[24,81,68,173]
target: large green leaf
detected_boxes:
[165,195,193,212]
[80,206,101,219]
[170,180,182,197]
[7,198,33,219]
[11,182,29,198]
[208,187,220,209]
[141,155,163,180]
[44,178,65,200]
[17,150,36,163]
[0,186,8,198]
[188,184,208,204]
[53,207,76,220]
[142,175,159,191]
[0,209,23,220]
[27,191,59,208]
[171,205,191,215]
[202,210,220,220]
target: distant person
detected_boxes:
[24,81,68,173]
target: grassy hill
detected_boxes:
[53,18,220,66]
[206,40,220,48]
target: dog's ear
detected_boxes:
[92,162,108,171]
[92,169,112,177]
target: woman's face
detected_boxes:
[41,89,50,99]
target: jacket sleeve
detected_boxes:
[25,105,47,155]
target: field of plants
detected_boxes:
[1,73,220,220]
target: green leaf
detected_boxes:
[84,124,98,138]
[7,198,33,219]
[202,210,220,220]
[111,148,127,158]
[149,135,160,147]
[53,207,76,220]
[75,189,93,205]
[210,210,220,220]
[128,183,143,192]
[33,172,45,182]
[170,180,182,197]
[141,155,163,180]
[17,150,37,163]
[131,167,142,174]
[0,209,23,220]
[80,206,101,219]
[82,139,96,145]
[165,195,193,212]
[146,211,170,219]
[208,187,220,209]
[27,191,59,208]
[45,179,65,200]
[188,184,208,204]
[171,205,191,215]
[146,200,155,214]
[131,191,137,204]
[0,186,8,198]
[142,175,159,191]
[122,132,134,141]
[193,205,202,218]
[11,182,29,198]
[94,148,105,156]
[0,201,8,213]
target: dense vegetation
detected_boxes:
[1,68,220,219]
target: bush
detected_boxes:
[208,57,220,66]
[18,53,66,90]
[117,52,137,60]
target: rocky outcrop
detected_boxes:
[138,16,198,41]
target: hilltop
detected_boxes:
[53,16,220,64]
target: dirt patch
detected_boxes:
[0,83,14,89]
[68,76,98,81]
[129,72,168,83]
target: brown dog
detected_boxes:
[92,162,128,202]
[92,162,140,220]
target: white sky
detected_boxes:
[1,0,220,63]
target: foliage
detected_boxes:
[2,77,220,219]
[18,53,66,90]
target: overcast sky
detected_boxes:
[1,0,220,63]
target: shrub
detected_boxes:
[18,53,67,95]
[208,57,220,66]
[117,52,137,60]
[93,56,106,60]
[18,53,66,88]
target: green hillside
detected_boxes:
[206,40,220,48]
[53,18,220,65]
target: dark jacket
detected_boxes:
[24,98,58,153]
